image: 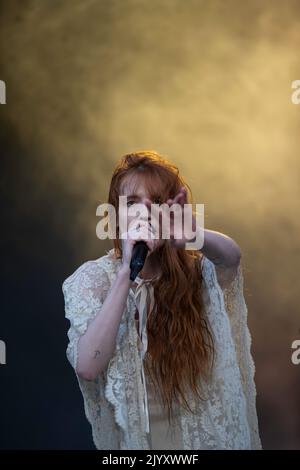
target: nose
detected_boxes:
[139,198,152,222]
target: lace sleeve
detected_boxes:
[62,259,124,450]
[62,260,110,372]
[222,261,262,449]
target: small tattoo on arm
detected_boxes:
[94,350,101,359]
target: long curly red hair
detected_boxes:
[108,150,214,424]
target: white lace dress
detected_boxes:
[62,248,262,450]
[131,274,183,449]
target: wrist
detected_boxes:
[118,264,131,279]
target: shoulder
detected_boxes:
[62,248,121,293]
[201,254,241,291]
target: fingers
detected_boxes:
[127,220,156,251]
[143,198,152,212]
[124,189,188,249]
[175,187,187,206]
[166,187,187,208]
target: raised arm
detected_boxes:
[200,229,242,290]
[161,187,242,287]
[200,229,241,266]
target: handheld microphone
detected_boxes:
[130,241,149,281]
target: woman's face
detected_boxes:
[118,175,165,252]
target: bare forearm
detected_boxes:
[200,229,241,266]
[76,265,132,380]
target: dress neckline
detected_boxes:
[134,275,155,283]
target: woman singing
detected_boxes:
[62,150,261,450]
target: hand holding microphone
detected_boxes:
[120,219,157,280]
